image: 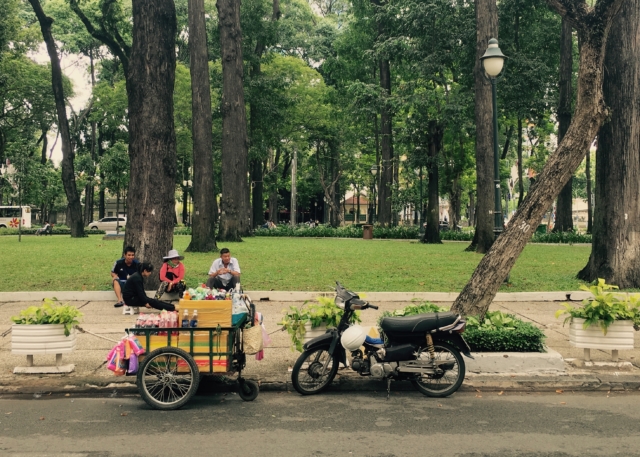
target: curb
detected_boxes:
[1,371,639,396]
[0,290,594,303]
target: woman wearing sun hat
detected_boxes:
[154,249,186,299]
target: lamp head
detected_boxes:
[481,38,507,77]
[370,165,378,176]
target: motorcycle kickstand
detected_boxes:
[386,378,392,400]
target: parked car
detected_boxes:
[87,217,126,231]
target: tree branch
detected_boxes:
[69,0,129,75]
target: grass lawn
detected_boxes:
[0,235,592,292]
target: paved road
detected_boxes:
[1,390,639,456]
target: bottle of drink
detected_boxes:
[182,309,189,328]
[159,311,168,336]
[170,311,178,336]
[190,310,198,328]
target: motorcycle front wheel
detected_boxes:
[291,347,339,395]
[411,341,465,398]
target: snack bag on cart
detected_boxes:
[127,353,139,374]
[107,342,127,376]
[126,335,146,356]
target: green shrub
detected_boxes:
[279,296,361,351]
[11,298,83,336]
[531,230,591,244]
[440,230,474,241]
[377,303,546,352]
[464,323,546,352]
[0,227,105,236]
[173,227,192,235]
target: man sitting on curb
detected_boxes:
[206,248,241,291]
[112,246,139,308]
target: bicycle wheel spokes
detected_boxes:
[142,352,195,406]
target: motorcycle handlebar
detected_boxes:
[368,304,379,310]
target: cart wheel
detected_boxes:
[137,347,200,410]
[238,379,259,401]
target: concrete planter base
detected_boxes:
[11,324,76,373]
[465,349,565,374]
[569,318,634,350]
[303,323,328,345]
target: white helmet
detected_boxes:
[341,325,367,351]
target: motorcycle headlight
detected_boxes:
[335,296,345,310]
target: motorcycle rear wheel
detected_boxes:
[410,341,465,398]
[291,347,339,395]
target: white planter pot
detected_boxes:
[303,322,328,344]
[11,324,77,355]
[569,318,634,350]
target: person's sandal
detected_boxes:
[114,301,124,308]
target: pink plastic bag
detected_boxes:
[108,344,127,376]
[107,341,125,366]
[127,335,146,356]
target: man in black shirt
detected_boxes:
[122,262,175,311]
[111,246,139,308]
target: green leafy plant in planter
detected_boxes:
[377,302,546,352]
[555,278,640,334]
[463,311,546,352]
[11,298,83,336]
[279,297,361,352]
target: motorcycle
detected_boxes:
[291,282,472,398]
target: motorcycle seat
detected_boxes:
[380,312,459,335]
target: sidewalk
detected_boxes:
[1,291,639,395]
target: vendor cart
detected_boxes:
[126,304,260,410]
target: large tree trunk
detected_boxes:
[186,0,218,252]
[377,58,393,226]
[586,150,592,232]
[124,0,178,288]
[554,17,575,232]
[451,0,625,317]
[422,121,442,244]
[577,0,639,287]
[217,0,250,241]
[84,48,97,226]
[29,0,84,238]
[470,0,498,253]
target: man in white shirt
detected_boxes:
[206,248,241,291]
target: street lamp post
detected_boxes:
[182,180,192,226]
[414,167,423,228]
[370,165,378,224]
[314,201,317,222]
[481,38,508,241]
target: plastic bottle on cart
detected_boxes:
[158,311,168,336]
[169,311,178,335]
[190,310,198,328]
[181,309,189,328]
